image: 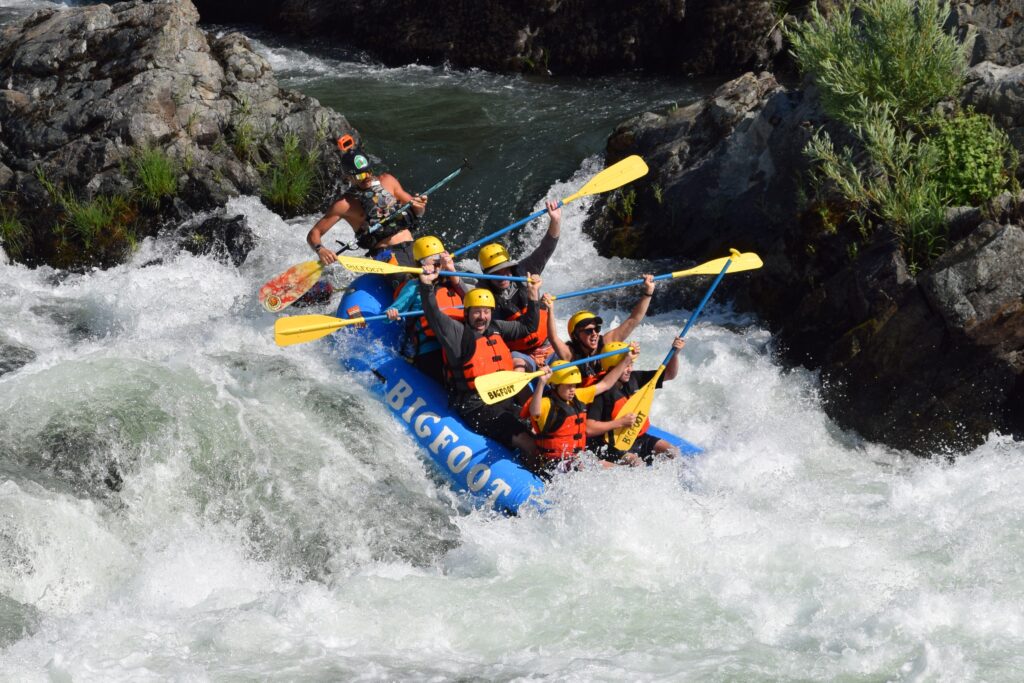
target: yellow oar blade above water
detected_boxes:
[258,260,324,312]
[337,255,423,276]
[672,250,763,279]
[475,369,545,405]
[612,364,666,452]
[561,155,649,205]
[274,314,360,347]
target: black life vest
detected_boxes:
[570,334,606,387]
[347,180,415,249]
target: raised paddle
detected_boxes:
[612,249,748,452]
[259,260,325,312]
[474,347,631,406]
[550,251,764,302]
[258,162,469,312]
[451,155,649,258]
[337,255,534,283]
[274,307,463,347]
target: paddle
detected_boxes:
[257,162,469,313]
[475,347,631,405]
[258,260,325,312]
[451,155,649,258]
[551,251,764,302]
[337,255,533,283]
[612,249,748,452]
[274,307,463,347]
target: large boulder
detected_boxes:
[954,0,1024,67]
[0,0,354,269]
[586,70,1024,454]
[187,0,782,78]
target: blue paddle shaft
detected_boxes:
[557,347,629,372]
[439,270,530,283]
[554,272,674,301]
[380,163,467,226]
[452,200,563,258]
[662,257,733,365]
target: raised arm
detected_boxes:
[306,199,348,265]
[542,293,571,361]
[418,267,465,359]
[517,200,561,274]
[591,346,635,395]
[664,337,685,380]
[604,273,655,344]
[493,273,541,341]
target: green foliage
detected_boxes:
[608,188,638,225]
[262,134,320,214]
[930,110,1015,206]
[789,0,966,127]
[0,207,28,259]
[652,183,664,205]
[132,146,178,207]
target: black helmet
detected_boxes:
[340,148,372,176]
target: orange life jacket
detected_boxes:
[600,375,649,442]
[395,279,464,338]
[533,395,588,460]
[446,326,515,392]
[505,303,550,352]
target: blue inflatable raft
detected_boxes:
[330,274,702,515]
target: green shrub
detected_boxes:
[930,110,1015,206]
[0,207,28,259]
[64,195,132,249]
[789,0,966,127]
[262,134,319,214]
[132,146,178,206]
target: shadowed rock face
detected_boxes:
[586,64,1024,454]
[0,0,355,268]
[185,0,781,78]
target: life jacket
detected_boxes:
[533,395,587,460]
[445,324,515,393]
[570,335,606,387]
[595,374,649,444]
[395,279,464,341]
[505,303,549,352]
[347,180,413,249]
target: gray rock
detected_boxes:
[954,0,1024,67]
[962,61,1024,150]
[0,337,35,376]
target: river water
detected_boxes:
[2,4,1024,681]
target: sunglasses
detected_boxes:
[579,326,602,335]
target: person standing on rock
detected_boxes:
[306,136,427,268]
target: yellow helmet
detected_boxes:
[567,310,603,338]
[478,243,516,274]
[548,360,582,386]
[413,235,445,262]
[463,288,496,309]
[600,342,631,371]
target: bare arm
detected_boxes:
[306,200,350,265]
[664,337,685,381]
[530,371,552,420]
[604,273,655,344]
[381,173,427,218]
[542,293,571,361]
[592,351,633,395]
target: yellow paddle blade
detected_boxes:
[561,155,649,205]
[671,250,763,279]
[274,314,360,347]
[337,255,422,276]
[612,365,666,451]
[258,261,324,312]
[475,369,546,405]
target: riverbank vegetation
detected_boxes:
[790,0,1016,272]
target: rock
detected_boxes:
[954,0,1024,67]
[0,0,355,269]
[189,0,780,77]
[962,61,1024,151]
[0,337,35,376]
[178,212,256,267]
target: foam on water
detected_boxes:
[2,6,1024,678]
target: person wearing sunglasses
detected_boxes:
[386,236,466,385]
[306,136,427,269]
[543,273,657,386]
[475,199,562,373]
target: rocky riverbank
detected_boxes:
[585,1,1024,454]
[0,0,354,269]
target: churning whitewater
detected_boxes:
[2,7,1024,680]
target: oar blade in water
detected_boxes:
[258,261,324,312]
[562,155,649,204]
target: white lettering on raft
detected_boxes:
[384,379,513,504]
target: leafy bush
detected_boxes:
[789,0,966,127]
[930,110,1015,206]
[0,208,28,259]
[132,146,178,207]
[262,134,320,214]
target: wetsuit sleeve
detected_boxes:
[492,299,539,341]
[419,282,466,361]
[390,283,420,313]
[517,233,559,275]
